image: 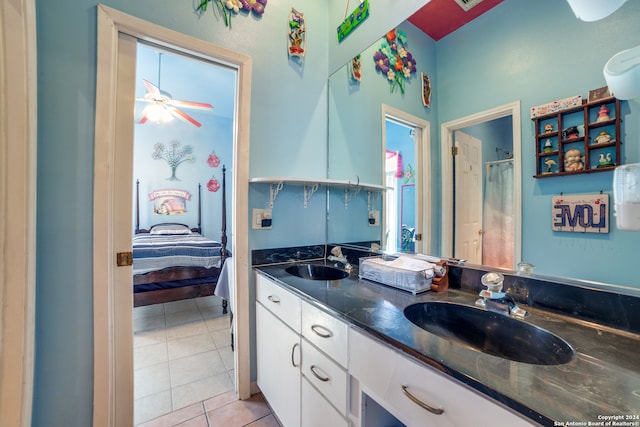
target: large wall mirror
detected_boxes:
[326,0,640,286]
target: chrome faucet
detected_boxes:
[328,246,353,272]
[476,272,528,318]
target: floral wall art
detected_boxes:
[373,29,417,94]
[196,0,268,28]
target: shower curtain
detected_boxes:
[482,160,514,268]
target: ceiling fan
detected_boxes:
[136,53,214,127]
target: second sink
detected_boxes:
[285,264,349,281]
[404,301,575,365]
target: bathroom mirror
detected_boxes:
[326,0,640,285]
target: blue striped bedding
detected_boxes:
[132,233,224,275]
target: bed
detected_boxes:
[133,167,229,310]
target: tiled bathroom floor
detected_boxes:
[133,295,242,425]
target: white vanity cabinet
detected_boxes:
[349,328,534,427]
[256,274,301,427]
[255,273,350,427]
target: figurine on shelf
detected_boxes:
[544,158,557,174]
[597,152,615,168]
[563,126,579,140]
[596,104,611,123]
[543,139,554,153]
[544,123,554,134]
[564,148,584,172]
[594,130,612,144]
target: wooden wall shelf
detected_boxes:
[533,98,622,178]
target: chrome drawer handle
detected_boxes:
[311,324,333,338]
[310,365,330,382]
[401,385,444,415]
[291,343,299,367]
[267,295,280,304]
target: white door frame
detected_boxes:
[94,5,252,426]
[0,1,37,426]
[381,104,431,255]
[440,101,522,266]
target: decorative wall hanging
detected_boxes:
[207,175,221,192]
[337,0,369,42]
[196,0,267,28]
[404,164,415,184]
[552,194,609,233]
[288,8,306,58]
[137,52,214,127]
[148,189,191,215]
[530,94,582,119]
[373,29,417,94]
[421,72,431,107]
[207,150,221,168]
[152,140,195,181]
[349,54,362,82]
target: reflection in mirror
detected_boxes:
[382,109,430,255]
[328,0,640,286]
[327,21,436,252]
[452,116,514,267]
[441,102,522,270]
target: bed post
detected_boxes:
[135,179,140,234]
[221,165,228,259]
[197,183,202,234]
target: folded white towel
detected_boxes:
[388,256,436,272]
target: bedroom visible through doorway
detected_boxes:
[131,42,238,424]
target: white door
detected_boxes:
[454,131,483,264]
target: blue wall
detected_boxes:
[437,0,640,285]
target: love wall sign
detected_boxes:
[552,194,609,233]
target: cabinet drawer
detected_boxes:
[302,377,349,427]
[301,300,349,367]
[256,273,301,333]
[349,328,533,427]
[301,338,348,416]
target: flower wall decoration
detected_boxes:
[152,140,195,181]
[196,0,267,28]
[373,29,417,94]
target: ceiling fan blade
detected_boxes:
[170,99,214,110]
[142,79,161,95]
[169,106,203,127]
[138,105,151,124]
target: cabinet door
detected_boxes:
[349,328,533,427]
[301,299,349,367]
[301,377,349,427]
[256,302,301,427]
[256,273,301,333]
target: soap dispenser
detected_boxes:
[613,163,640,230]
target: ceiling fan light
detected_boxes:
[565,0,628,22]
[146,105,174,124]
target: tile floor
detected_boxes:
[134,295,276,426]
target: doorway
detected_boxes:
[94,6,251,426]
[440,101,522,268]
[453,130,483,264]
[381,105,431,255]
[131,41,237,424]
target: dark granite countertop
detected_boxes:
[255,261,640,427]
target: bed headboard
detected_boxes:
[135,166,227,261]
